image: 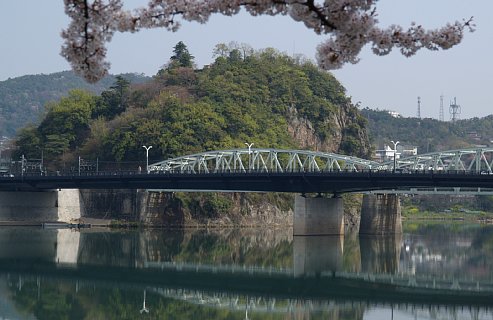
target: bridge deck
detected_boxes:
[1,170,493,193]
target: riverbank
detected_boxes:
[402,209,493,223]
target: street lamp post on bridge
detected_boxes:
[244,142,254,171]
[142,145,152,174]
[391,140,400,173]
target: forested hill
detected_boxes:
[0,71,149,137]
[15,45,370,168]
[361,108,493,152]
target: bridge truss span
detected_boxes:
[149,148,381,174]
[386,147,493,174]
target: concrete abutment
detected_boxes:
[0,189,83,223]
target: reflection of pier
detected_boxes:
[293,235,343,276]
[359,234,402,274]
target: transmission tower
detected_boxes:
[417,96,421,119]
[449,97,461,122]
[439,95,444,121]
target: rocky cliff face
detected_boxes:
[286,103,371,157]
[141,192,293,227]
[80,190,293,227]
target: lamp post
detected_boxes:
[140,289,149,314]
[21,154,26,177]
[244,142,254,171]
[390,140,400,173]
[142,145,152,174]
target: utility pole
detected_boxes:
[417,96,421,119]
[439,95,444,121]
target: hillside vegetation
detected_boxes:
[362,108,493,152]
[15,44,370,169]
[0,71,149,137]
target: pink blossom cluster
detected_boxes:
[61,0,474,83]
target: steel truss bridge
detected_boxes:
[1,147,493,194]
[150,147,493,174]
[146,147,493,194]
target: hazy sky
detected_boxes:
[1,1,491,119]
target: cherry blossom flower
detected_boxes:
[61,0,474,83]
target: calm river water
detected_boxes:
[0,222,492,319]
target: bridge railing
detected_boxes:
[387,147,493,174]
[2,167,492,179]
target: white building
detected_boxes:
[374,145,417,163]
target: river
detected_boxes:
[0,222,492,319]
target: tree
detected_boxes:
[169,41,194,69]
[95,75,130,119]
[62,1,474,83]
[14,126,41,159]
[38,89,96,150]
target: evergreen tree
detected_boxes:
[170,41,194,69]
[95,75,131,119]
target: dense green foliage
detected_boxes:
[15,44,368,168]
[0,71,149,137]
[362,108,493,152]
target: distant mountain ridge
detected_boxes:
[0,71,150,137]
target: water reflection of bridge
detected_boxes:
[1,228,493,305]
[142,259,493,293]
[150,287,493,319]
[2,226,493,320]
[4,269,493,320]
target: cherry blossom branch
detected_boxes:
[61,0,474,83]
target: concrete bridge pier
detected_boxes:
[0,189,83,223]
[359,194,402,235]
[293,195,344,236]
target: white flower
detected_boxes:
[61,0,474,82]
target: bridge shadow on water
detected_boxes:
[0,226,492,319]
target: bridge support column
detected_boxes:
[0,189,82,223]
[294,195,344,236]
[359,194,402,235]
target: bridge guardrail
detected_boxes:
[1,168,492,178]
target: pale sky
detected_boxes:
[1,1,491,119]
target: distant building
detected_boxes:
[374,145,399,162]
[387,111,401,118]
[467,132,481,141]
[374,144,417,163]
[402,146,418,156]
